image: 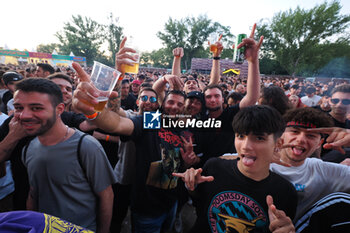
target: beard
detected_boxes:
[24,112,57,136]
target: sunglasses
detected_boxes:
[140,95,157,103]
[330,98,350,105]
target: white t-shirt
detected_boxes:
[301,95,322,107]
[270,158,350,221]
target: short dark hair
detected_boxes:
[203,84,224,97]
[48,73,73,85]
[15,78,63,107]
[227,92,243,102]
[137,74,146,80]
[232,105,285,140]
[260,86,291,115]
[140,82,152,88]
[139,87,158,100]
[283,107,334,130]
[121,79,130,85]
[37,63,55,74]
[291,84,299,90]
[305,86,316,94]
[283,84,290,91]
[163,90,186,105]
[331,84,350,95]
[184,77,199,86]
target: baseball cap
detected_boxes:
[131,80,141,85]
[187,91,204,104]
[3,72,23,85]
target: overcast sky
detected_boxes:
[1,0,349,54]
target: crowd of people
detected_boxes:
[0,24,349,233]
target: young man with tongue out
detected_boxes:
[270,107,350,232]
[174,105,297,233]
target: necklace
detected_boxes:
[61,125,69,142]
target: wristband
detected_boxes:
[84,112,99,120]
[105,135,110,141]
[118,73,125,81]
[213,57,220,60]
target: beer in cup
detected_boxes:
[122,52,140,74]
[89,61,121,112]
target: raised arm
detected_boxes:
[71,37,138,136]
[239,24,264,108]
[209,35,223,86]
[171,47,184,76]
[152,75,184,106]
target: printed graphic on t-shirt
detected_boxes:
[43,214,93,233]
[146,128,188,189]
[208,191,268,233]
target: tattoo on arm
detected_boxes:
[107,85,121,113]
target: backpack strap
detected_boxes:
[22,139,33,165]
[77,133,96,195]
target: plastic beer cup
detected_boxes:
[89,61,121,112]
[122,53,140,74]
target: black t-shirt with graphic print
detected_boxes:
[126,116,193,216]
[191,158,297,233]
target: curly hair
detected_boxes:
[283,107,334,129]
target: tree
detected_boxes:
[36,43,61,54]
[257,0,350,76]
[157,15,234,70]
[105,13,124,66]
[56,15,105,65]
[259,57,288,75]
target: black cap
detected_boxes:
[187,91,204,104]
[3,72,23,85]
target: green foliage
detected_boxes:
[56,15,105,65]
[157,15,234,70]
[259,57,288,75]
[142,49,171,68]
[105,13,124,66]
[257,0,350,76]
[36,43,61,54]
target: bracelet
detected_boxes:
[118,73,125,81]
[213,57,220,60]
[84,112,99,120]
[105,135,110,141]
